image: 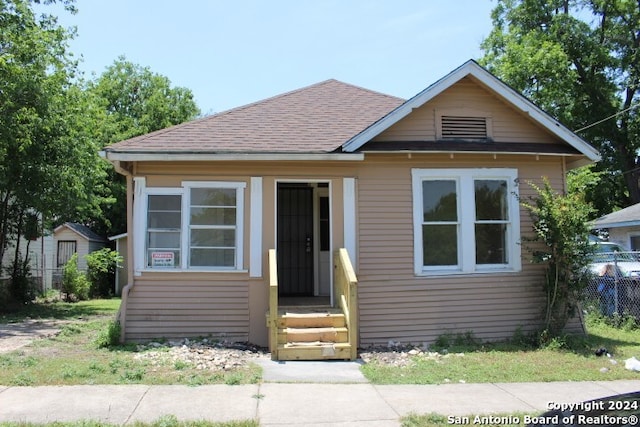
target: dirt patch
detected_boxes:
[0,319,69,354]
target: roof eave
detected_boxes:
[591,220,640,229]
[102,151,365,162]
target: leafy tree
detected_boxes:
[0,0,108,300]
[481,0,640,215]
[85,247,122,297]
[0,2,199,301]
[521,178,595,337]
[88,57,201,142]
[85,57,200,236]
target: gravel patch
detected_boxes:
[359,342,464,368]
[131,339,461,371]
[133,339,270,371]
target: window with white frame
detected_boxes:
[146,193,182,268]
[189,187,237,267]
[412,168,520,275]
[143,181,245,270]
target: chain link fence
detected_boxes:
[583,250,640,319]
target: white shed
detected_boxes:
[53,223,108,272]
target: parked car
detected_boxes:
[587,242,640,318]
[588,242,640,279]
[528,390,640,426]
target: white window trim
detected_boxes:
[343,178,357,268]
[138,180,247,273]
[411,168,521,276]
[133,177,147,276]
[249,177,263,278]
[142,187,185,272]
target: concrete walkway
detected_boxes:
[1,380,639,426]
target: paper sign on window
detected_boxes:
[151,252,174,267]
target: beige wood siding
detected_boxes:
[374,76,560,144]
[124,272,250,341]
[125,164,353,343]
[355,154,572,345]
[124,153,579,345]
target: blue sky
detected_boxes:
[53,1,496,115]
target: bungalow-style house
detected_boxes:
[101,60,600,360]
[591,203,640,250]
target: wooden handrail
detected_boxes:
[268,249,278,359]
[334,248,358,360]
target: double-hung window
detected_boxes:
[188,186,239,268]
[146,192,182,268]
[412,168,520,275]
[141,181,245,271]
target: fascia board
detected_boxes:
[103,152,365,162]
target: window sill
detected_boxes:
[137,268,249,274]
[416,267,519,277]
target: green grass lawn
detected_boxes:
[3,299,640,387]
[0,298,122,323]
[362,313,640,384]
[0,299,261,386]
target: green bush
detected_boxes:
[86,248,123,297]
[520,178,594,337]
[61,253,90,301]
[95,319,122,348]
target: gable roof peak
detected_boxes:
[54,222,107,242]
[342,59,601,165]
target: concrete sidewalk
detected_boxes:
[1,380,639,426]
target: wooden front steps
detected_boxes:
[269,307,353,361]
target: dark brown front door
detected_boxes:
[277,184,314,296]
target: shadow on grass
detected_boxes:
[0,299,121,323]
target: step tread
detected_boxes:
[281,326,348,333]
[280,312,344,318]
[280,342,352,348]
[276,312,346,328]
[277,326,349,345]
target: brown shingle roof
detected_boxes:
[106,79,404,154]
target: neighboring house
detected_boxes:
[101,60,600,359]
[53,223,108,280]
[591,203,640,250]
[1,233,55,292]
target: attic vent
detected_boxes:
[441,116,488,140]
